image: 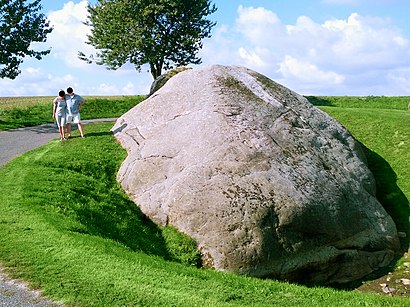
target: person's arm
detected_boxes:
[78,96,85,109]
[52,98,57,119]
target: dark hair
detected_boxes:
[67,87,73,94]
[59,90,65,97]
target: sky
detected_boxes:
[1,0,410,96]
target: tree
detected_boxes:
[0,0,53,79]
[80,0,217,79]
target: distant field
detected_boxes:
[306,95,410,110]
[0,96,131,110]
[0,96,53,110]
[2,95,409,110]
[0,95,146,130]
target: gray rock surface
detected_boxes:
[112,65,400,284]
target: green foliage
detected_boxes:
[0,0,53,79]
[0,95,145,130]
[81,0,217,79]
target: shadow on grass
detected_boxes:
[68,188,171,259]
[333,143,410,290]
[62,176,200,266]
[305,96,334,106]
[68,131,113,138]
[0,119,52,131]
[364,145,410,249]
[287,142,410,290]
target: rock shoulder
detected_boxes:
[112,65,399,284]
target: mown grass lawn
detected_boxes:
[0,96,409,306]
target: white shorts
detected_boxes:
[55,114,66,128]
[67,113,81,124]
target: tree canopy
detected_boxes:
[0,0,53,79]
[80,0,217,79]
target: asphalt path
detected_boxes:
[0,264,64,307]
[0,118,117,306]
[0,118,117,167]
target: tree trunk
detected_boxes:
[150,61,163,79]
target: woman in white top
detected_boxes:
[52,89,68,141]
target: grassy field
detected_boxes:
[306,95,409,110]
[0,96,409,306]
[0,95,146,130]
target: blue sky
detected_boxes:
[1,0,410,96]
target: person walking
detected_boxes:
[52,89,68,141]
[66,87,85,138]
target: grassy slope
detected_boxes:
[0,96,409,305]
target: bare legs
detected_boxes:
[78,123,84,138]
[67,123,85,138]
[59,126,66,140]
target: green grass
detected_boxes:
[0,96,146,130]
[0,97,409,305]
[306,96,409,110]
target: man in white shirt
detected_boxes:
[66,87,85,138]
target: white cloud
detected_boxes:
[236,5,283,44]
[89,81,142,96]
[82,71,151,96]
[238,47,265,67]
[92,83,120,96]
[0,65,150,97]
[201,6,410,95]
[322,13,410,71]
[278,55,345,85]
[122,82,137,95]
[0,67,76,96]
[385,68,410,94]
[47,0,93,68]
[199,24,242,66]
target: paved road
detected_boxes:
[0,118,117,306]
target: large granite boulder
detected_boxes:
[112,65,400,284]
